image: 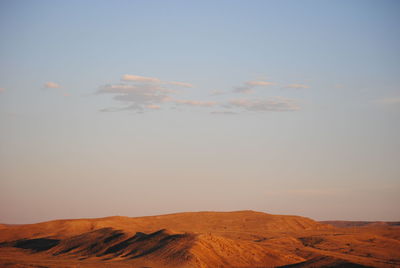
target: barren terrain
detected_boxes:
[0,211,399,267]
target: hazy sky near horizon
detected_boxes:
[1,0,399,223]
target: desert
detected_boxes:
[1,211,399,268]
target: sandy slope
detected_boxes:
[0,211,399,268]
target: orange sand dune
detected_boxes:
[0,211,399,268]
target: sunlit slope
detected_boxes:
[0,211,399,267]
[0,210,330,241]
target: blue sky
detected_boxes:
[0,0,399,223]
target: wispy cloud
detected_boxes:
[233,80,275,94]
[233,86,255,94]
[121,74,193,88]
[121,74,160,83]
[228,97,300,112]
[173,99,217,107]
[44,82,61,89]
[146,104,161,109]
[167,81,193,88]
[98,75,211,112]
[283,83,309,89]
[245,80,275,86]
[98,75,303,114]
[98,84,171,111]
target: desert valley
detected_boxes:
[0,211,399,268]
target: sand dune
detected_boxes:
[0,211,399,267]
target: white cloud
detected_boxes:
[284,83,309,89]
[232,80,275,94]
[228,97,300,112]
[98,79,212,112]
[122,74,193,88]
[44,82,60,88]
[121,74,161,83]
[98,84,170,111]
[98,84,172,94]
[99,75,304,113]
[245,80,275,86]
[167,81,193,88]
[173,99,217,107]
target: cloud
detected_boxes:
[121,74,161,83]
[0,88,5,93]
[173,99,217,107]
[245,80,275,86]
[232,80,275,94]
[211,111,237,115]
[121,74,193,88]
[284,83,309,89]
[233,86,254,94]
[146,104,161,109]
[98,75,304,114]
[98,77,211,112]
[228,97,300,112]
[44,82,61,88]
[98,84,171,94]
[167,81,193,88]
[377,97,400,105]
[98,84,170,111]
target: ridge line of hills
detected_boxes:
[0,210,399,268]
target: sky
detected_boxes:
[0,0,399,224]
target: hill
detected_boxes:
[0,211,399,267]
[0,210,329,241]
